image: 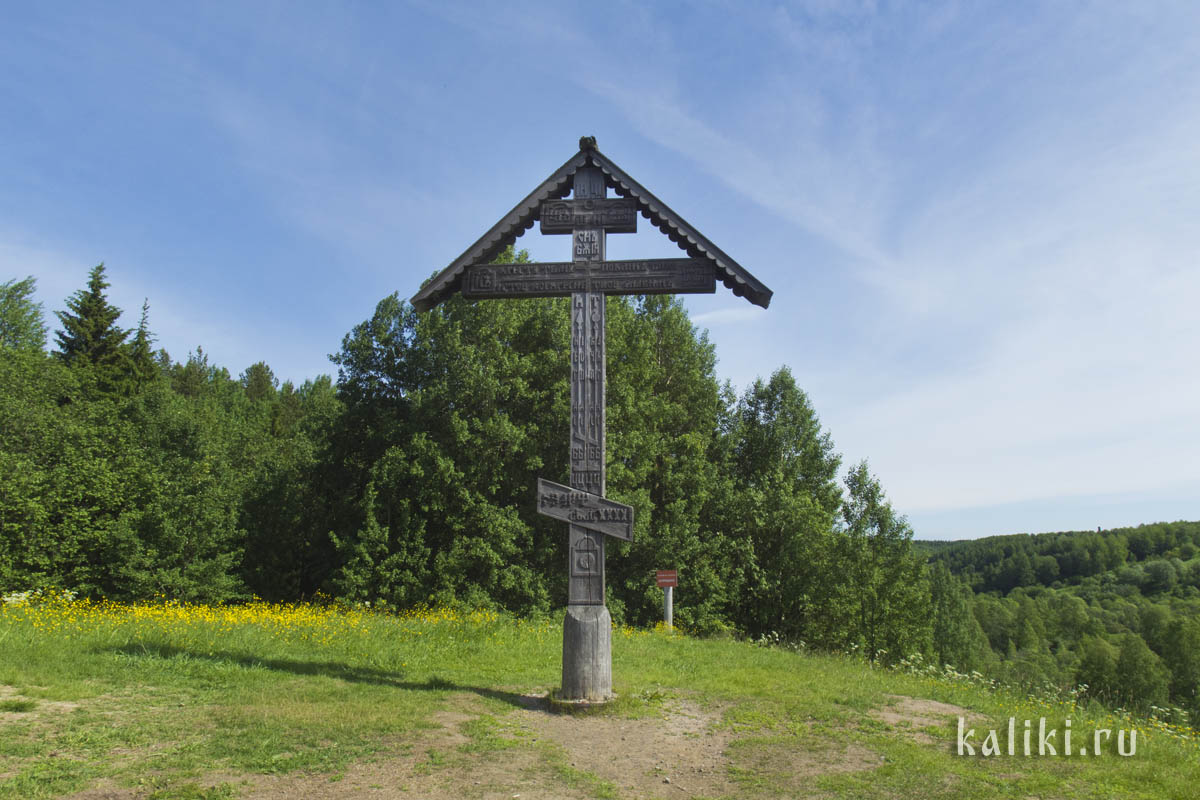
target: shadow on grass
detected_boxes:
[102,642,544,711]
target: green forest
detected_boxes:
[2,256,1197,726]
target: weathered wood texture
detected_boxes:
[462,258,716,300]
[561,604,612,700]
[567,166,607,608]
[408,142,772,312]
[540,198,637,234]
[537,478,633,542]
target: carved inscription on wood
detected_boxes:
[569,292,605,498]
[463,259,716,300]
[540,198,637,235]
[537,478,633,541]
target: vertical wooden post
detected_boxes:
[567,165,606,606]
[561,165,613,701]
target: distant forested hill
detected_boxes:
[917,521,1200,594]
[914,521,1200,724]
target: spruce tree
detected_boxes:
[128,299,159,388]
[54,264,131,386]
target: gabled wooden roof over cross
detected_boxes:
[410,137,772,311]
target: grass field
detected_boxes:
[1,592,1197,799]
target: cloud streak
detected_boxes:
[548,4,1200,526]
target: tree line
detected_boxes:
[0,257,926,658]
[916,522,1199,594]
[921,522,1200,722]
[4,258,1195,722]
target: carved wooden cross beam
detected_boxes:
[462,258,715,301]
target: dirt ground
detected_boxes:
[57,691,962,800]
[514,692,735,799]
[215,693,738,800]
[867,693,979,746]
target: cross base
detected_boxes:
[560,604,613,701]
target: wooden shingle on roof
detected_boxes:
[411,139,772,311]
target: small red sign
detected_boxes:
[656,569,678,588]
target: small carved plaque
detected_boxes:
[537,478,633,542]
[540,198,637,235]
[571,534,600,577]
[574,230,600,259]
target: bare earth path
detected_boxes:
[60,691,975,800]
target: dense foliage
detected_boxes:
[918,522,1200,721]
[0,276,46,352]
[4,258,1194,722]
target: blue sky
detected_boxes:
[3,1,1197,540]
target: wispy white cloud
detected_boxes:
[532,4,1200,524]
[0,231,333,382]
[0,232,89,313]
[691,307,768,326]
[204,85,438,270]
[579,76,898,274]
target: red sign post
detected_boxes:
[656,570,677,629]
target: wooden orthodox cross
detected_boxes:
[412,137,771,702]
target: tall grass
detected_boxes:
[2,592,1198,799]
